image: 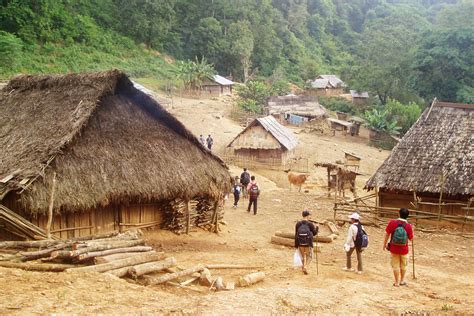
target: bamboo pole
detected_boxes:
[437,173,446,229]
[46,172,57,239]
[186,200,190,235]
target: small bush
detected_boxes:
[385,99,421,135]
[235,81,272,113]
[319,96,356,115]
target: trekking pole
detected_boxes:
[411,239,416,279]
[315,241,319,275]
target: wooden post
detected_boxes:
[375,186,379,219]
[46,172,57,239]
[437,173,445,229]
[185,200,190,235]
[462,198,473,233]
[412,190,419,226]
[327,168,331,198]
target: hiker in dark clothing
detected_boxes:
[246,176,259,215]
[206,134,213,150]
[240,168,251,198]
[233,176,241,208]
[295,210,318,274]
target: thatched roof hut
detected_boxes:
[227,116,298,166]
[366,100,473,216]
[0,70,232,238]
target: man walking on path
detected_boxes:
[199,134,205,146]
[383,208,414,287]
[246,176,259,215]
[343,213,364,274]
[206,134,213,151]
[240,168,251,199]
[295,210,318,275]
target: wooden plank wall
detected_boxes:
[380,192,468,216]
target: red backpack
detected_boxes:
[249,183,260,199]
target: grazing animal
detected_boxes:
[287,171,310,192]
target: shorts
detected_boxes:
[390,253,408,271]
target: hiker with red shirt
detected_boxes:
[383,208,414,287]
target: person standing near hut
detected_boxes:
[343,213,364,274]
[240,168,251,198]
[383,208,414,287]
[233,176,241,208]
[206,134,214,151]
[295,210,318,275]
[246,176,259,215]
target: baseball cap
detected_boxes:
[302,210,311,217]
[349,213,360,220]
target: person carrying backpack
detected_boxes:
[295,210,318,275]
[246,176,259,215]
[383,208,414,287]
[240,168,251,199]
[232,176,241,208]
[343,213,366,274]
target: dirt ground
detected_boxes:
[1,94,473,315]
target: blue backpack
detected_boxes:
[354,223,369,250]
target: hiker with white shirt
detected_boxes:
[343,212,368,274]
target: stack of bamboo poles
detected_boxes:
[0,204,56,240]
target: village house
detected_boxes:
[266,95,327,125]
[227,115,298,166]
[349,90,369,106]
[366,99,473,218]
[200,75,234,96]
[0,70,232,239]
[305,75,346,97]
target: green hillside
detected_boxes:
[1,0,473,103]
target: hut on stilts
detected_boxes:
[0,70,232,240]
[365,99,473,222]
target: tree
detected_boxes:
[364,108,400,134]
[227,21,254,82]
[385,99,422,135]
[188,17,223,67]
[235,81,272,114]
[175,57,216,91]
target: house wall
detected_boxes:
[379,190,471,217]
[233,148,294,165]
[230,125,282,150]
[1,195,165,239]
[305,88,344,97]
[201,85,232,96]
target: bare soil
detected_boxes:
[1,94,473,315]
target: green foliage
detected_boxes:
[271,80,291,96]
[175,57,216,91]
[385,99,422,134]
[364,108,400,134]
[235,81,272,114]
[319,97,357,115]
[0,31,23,72]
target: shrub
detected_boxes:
[385,99,421,134]
[235,80,272,113]
[364,108,400,134]
[319,96,356,115]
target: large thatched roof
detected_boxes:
[0,70,231,214]
[366,100,474,196]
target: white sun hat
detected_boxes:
[349,213,360,220]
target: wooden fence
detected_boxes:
[334,193,474,233]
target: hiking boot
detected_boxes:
[356,270,363,274]
[303,267,308,275]
[342,267,355,272]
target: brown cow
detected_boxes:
[287,172,310,192]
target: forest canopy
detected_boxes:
[0,0,472,104]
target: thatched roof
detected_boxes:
[366,100,474,196]
[0,70,232,214]
[227,115,298,151]
[267,95,327,118]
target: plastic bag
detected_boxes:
[293,249,303,267]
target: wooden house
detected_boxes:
[0,71,232,240]
[305,75,346,97]
[266,95,327,125]
[201,75,234,96]
[227,115,298,165]
[350,90,369,106]
[366,100,474,218]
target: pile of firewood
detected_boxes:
[0,230,264,291]
[270,220,340,248]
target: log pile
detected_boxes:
[270,220,340,249]
[0,230,264,292]
[162,198,224,234]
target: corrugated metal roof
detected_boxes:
[213,75,234,86]
[309,78,330,89]
[350,90,369,98]
[256,116,298,150]
[318,75,346,88]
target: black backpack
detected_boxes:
[297,222,313,246]
[354,223,369,250]
[241,172,250,184]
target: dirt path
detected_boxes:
[1,94,473,314]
